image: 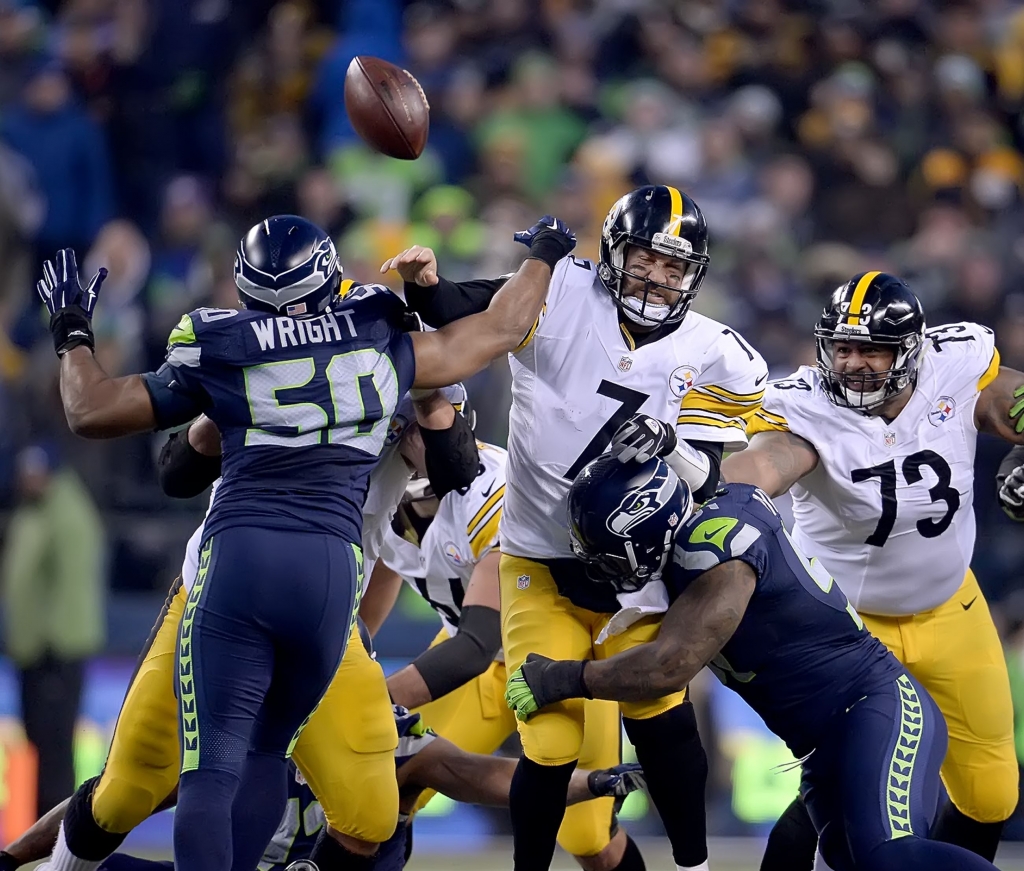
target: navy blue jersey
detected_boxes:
[668,484,904,757]
[143,285,416,542]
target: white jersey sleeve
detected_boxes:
[675,326,768,450]
[748,324,999,616]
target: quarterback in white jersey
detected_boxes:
[387,186,767,871]
[722,271,1024,865]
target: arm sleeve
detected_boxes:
[420,413,482,499]
[410,605,502,700]
[687,440,724,503]
[403,275,509,327]
[157,429,222,498]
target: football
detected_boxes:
[344,56,430,160]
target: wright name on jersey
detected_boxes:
[499,254,768,561]
[381,442,506,636]
[749,321,1000,616]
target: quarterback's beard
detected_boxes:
[622,293,671,325]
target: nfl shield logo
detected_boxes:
[884,430,897,447]
[618,356,633,372]
[517,574,531,590]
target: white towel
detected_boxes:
[595,580,670,645]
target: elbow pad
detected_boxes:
[413,605,501,700]
[421,413,482,498]
[158,429,222,498]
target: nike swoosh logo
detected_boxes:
[481,480,496,498]
[701,522,732,542]
[962,597,977,611]
[755,373,767,386]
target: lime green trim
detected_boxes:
[169,314,197,346]
[179,537,212,772]
[689,517,738,552]
[887,674,922,839]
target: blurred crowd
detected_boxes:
[0,0,1022,628]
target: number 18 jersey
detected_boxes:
[500,255,767,560]
[749,322,999,616]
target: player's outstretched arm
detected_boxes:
[720,431,819,497]
[977,366,1024,444]
[405,217,576,388]
[34,249,158,437]
[358,561,404,637]
[507,560,755,719]
[399,735,644,808]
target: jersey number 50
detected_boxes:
[244,349,399,453]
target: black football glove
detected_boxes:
[611,413,677,464]
[588,762,647,815]
[36,248,107,357]
[514,215,576,270]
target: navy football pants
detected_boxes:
[173,526,360,871]
[803,671,997,871]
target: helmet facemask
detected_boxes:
[599,235,708,327]
[814,327,926,412]
[569,519,675,593]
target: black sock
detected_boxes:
[509,756,576,871]
[308,828,377,870]
[612,834,647,871]
[760,796,816,871]
[623,704,708,868]
[931,801,1004,862]
[64,776,129,860]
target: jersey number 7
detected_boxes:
[564,381,650,479]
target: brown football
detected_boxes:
[344,56,429,160]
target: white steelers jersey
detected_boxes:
[379,443,505,636]
[499,254,768,560]
[749,321,1000,616]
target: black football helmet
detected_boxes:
[814,271,926,411]
[598,185,710,327]
[234,215,341,315]
[567,454,693,593]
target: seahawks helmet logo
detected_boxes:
[606,468,676,537]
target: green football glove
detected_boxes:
[1010,384,1024,434]
[505,653,590,722]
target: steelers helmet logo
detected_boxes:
[669,365,698,397]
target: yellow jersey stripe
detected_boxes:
[339,278,355,298]
[977,347,1001,391]
[747,412,790,435]
[619,323,636,351]
[756,408,789,426]
[846,271,881,325]
[695,383,765,404]
[470,509,502,559]
[679,396,755,422]
[515,304,547,352]
[667,186,683,235]
[676,415,744,430]
[467,485,505,537]
[678,408,734,425]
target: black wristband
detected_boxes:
[536,658,591,706]
[527,230,575,271]
[0,851,19,871]
[49,305,94,356]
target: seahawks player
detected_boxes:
[36,213,575,871]
[384,186,767,871]
[721,273,1023,866]
[506,456,1000,871]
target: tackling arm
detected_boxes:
[975,366,1024,444]
[357,561,404,637]
[720,431,819,497]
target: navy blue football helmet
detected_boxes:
[234,215,341,315]
[567,455,693,592]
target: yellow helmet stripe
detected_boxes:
[846,271,881,325]
[666,185,684,236]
